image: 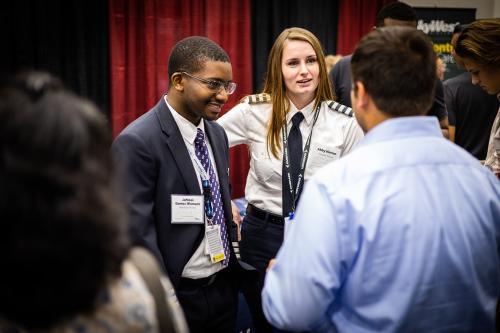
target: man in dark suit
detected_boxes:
[112,36,244,333]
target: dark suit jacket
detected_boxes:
[112,98,242,287]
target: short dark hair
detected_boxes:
[0,71,129,329]
[167,36,230,81]
[455,19,500,68]
[351,26,436,117]
[376,2,417,27]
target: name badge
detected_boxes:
[316,146,341,162]
[171,195,204,224]
[205,225,226,263]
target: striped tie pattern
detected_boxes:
[194,128,230,266]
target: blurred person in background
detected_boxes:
[325,54,343,74]
[329,1,450,138]
[444,23,498,157]
[455,18,500,178]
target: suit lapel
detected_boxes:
[154,99,201,195]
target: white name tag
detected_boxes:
[171,195,204,224]
[315,146,341,161]
[205,225,226,263]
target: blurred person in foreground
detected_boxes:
[330,1,450,138]
[455,18,500,178]
[263,26,500,333]
[0,71,187,333]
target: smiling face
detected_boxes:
[179,60,233,124]
[462,57,500,95]
[281,39,320,108]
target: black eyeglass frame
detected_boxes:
[181,71,237,95]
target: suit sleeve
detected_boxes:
[112,132,165,270]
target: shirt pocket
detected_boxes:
[306,142,342,177]
[250,142,282,183]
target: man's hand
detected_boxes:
[231,200,242,241]
[267,258,277,272]
[439,117,450,139]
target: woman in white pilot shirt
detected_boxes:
[218,27,363,331]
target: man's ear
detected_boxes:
[352,81,369,110]
[171,72,184,92]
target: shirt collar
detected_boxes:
[286,99,316,126]
[358,116,442,149]
[164,95,205,145]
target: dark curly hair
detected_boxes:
[375,2,417,27]
[0,71,130,330]
[167,36,230,81]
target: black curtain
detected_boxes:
[0,0,110,117]
[251,0,339,93]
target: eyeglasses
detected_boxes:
[181,72,237,95]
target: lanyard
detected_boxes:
[188,148,214,223]
[281,104,321,215]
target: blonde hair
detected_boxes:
[325,54,343,73]
[262,27,334,158]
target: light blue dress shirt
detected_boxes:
[262,116,500,333]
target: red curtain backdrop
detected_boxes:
[109,0,251,198]
[336,0,396,55]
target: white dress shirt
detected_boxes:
[218,97,364,215]
[164,96,224,278]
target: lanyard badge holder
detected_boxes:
[202,179,226,264]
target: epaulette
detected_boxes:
[241,93,271,104]
[326,100,354,117]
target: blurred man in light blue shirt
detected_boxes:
[262,26,500,333]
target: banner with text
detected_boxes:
[415,8,475,81]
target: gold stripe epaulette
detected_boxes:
[326,100,354,117]
[241,93,271,104]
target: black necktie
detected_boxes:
[282,112,305,217]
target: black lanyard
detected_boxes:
[281,104,321,215]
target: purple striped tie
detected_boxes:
[194,128,230,266]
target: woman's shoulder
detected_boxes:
[226,93,272,119]
[0,261,157,333]
[322,100,354,118]
[74,260,158,332]
[240,93,271,105]
[73,260,157,332]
